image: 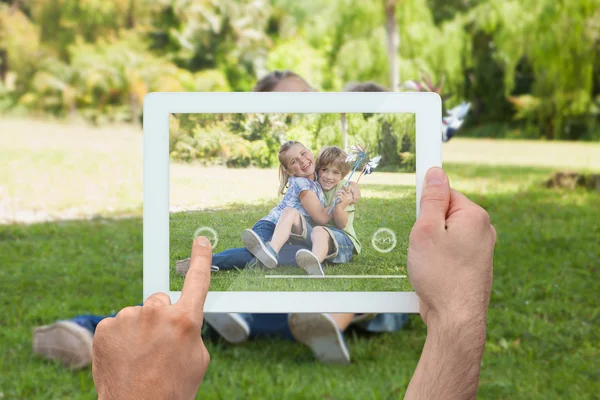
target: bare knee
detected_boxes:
[311,226,328,240]
[282,207,300,218]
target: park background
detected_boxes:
[1,0,599,399]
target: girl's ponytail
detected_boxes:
[277,140,301,195]
[278,164,290,195]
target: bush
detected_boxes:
[168,112,417,170]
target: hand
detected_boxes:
[408,167,496,327]
[92,237,213,400]
[335,187,352,207]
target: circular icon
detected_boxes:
[192,226,219,249]
[371,228,397,253]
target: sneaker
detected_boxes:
[33,321,94,369]
[241,229,278,269]
[288,313,350,364]
[295,249,325,276]
[203,313,250,344]
[176,258,219,275]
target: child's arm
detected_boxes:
[333,189,353,229]
[348,182,361,205]
[299,190,335,225]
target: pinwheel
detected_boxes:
[442,102,471,142]
[329,144,381,213]
[402,71,471,142]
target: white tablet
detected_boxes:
[143,92,441,313]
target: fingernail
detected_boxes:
[425,167,445,186]
[194,236,210,246]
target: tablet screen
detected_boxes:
[169,112,416,293]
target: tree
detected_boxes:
[384,0,399,91]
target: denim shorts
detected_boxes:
[290,215,354,264]
[321,225,354,264]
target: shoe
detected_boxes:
[33,321,93,369]
[241,229,278,269]
[288,313,350,364]
[176,258,219,275]
[295,249,325,276]
[204,313,250,344]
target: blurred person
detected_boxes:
[33,71,351,369]
[31,72,409,369]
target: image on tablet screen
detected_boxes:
[169,112,416,292]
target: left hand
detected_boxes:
[92,237,213,400]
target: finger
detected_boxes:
[490,224,497,244]
[417,167,451,231]
[144,292,172,308]
[177,236,212,323]
[446,189,481,220]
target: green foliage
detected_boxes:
[0,0,598,140]
[29,0,134,60]
[466,0,600,139]
[169,112,416,170]
[17,34,230,123]
[0,6,41,93]
[147,0,272,91]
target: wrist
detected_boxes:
[405,312,487,400]
[427,310,487,350]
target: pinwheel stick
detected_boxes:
[355,167,367,185]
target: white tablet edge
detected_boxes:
[143,92,441,312]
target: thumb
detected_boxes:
[418,167,451,231]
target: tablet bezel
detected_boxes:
[143,92,441,312]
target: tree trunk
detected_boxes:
[126,0,136,29]
[340,113,348,150]
[384,0,399,91]
[0,49,7,83]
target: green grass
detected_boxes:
[2,162,599,399]
[169,185,415,292]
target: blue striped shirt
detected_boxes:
[262,175,324,224]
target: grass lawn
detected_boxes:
[1,162,599,399]
[1,118,599,398]
[169,184,415,292]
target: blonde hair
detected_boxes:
[315,146,351,177]
[277,140,308,195]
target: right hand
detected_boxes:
[92,237,212,400]
[407,167,496,326]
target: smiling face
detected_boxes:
[317,164,344,191]
[281,144,315,178]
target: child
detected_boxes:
[243,146,361,275]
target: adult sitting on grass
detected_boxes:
[91,167,497,400]
[174,71,408,358]
[31,70,407,368]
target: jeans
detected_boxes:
[70,307,295,341]
[212,219,309,270]
[355,313,409,333]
